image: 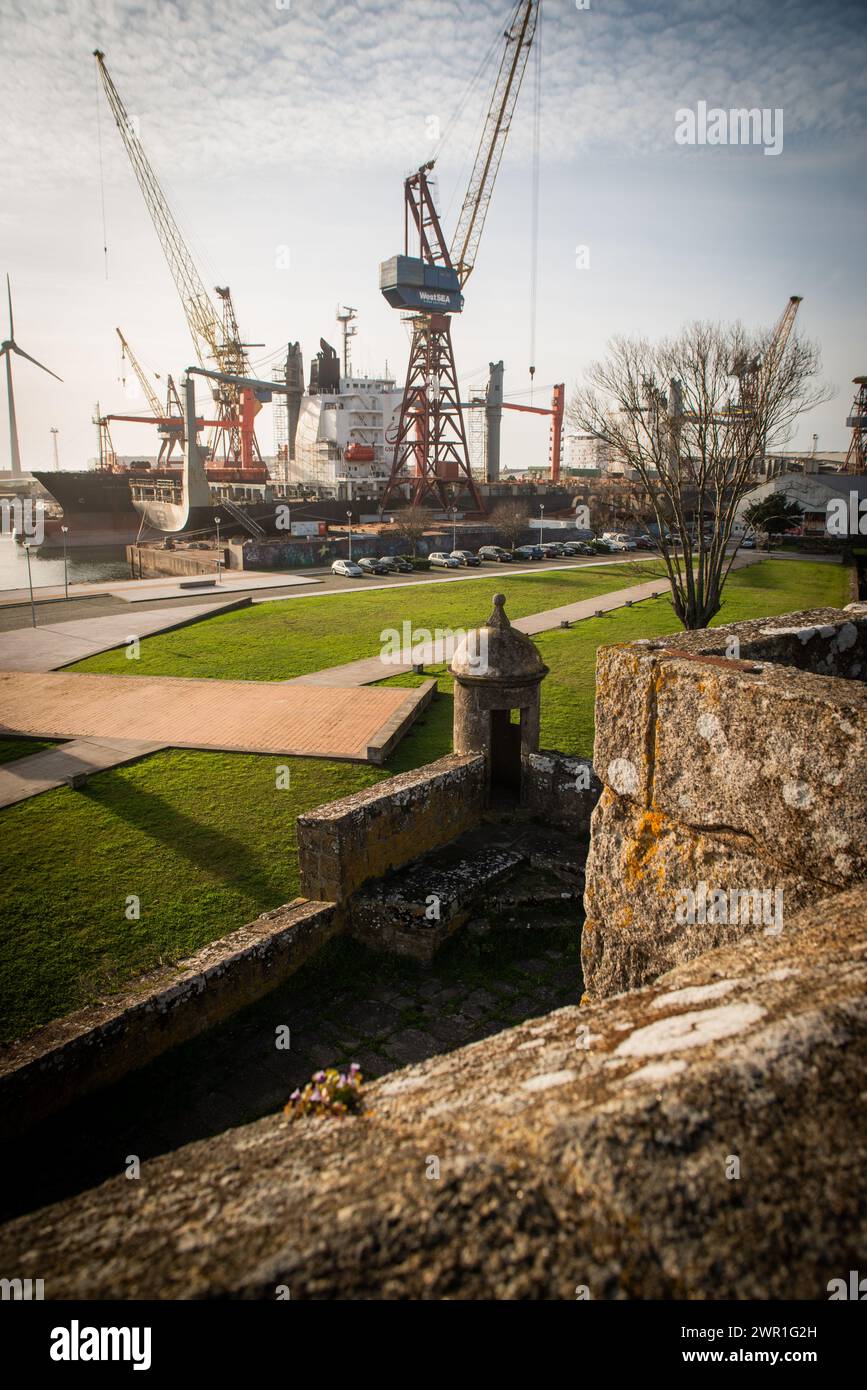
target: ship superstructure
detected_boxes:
[288,341,402,498]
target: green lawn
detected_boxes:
[69,561,667,680]
[0,737,60,766]
[0,559,849,1042]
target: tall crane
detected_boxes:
[94,51,262,471]
[731,294,802,467]
[116,326,162,417]
[379,0,539,512]
[844,377,867,475]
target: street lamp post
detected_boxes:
[24,543,36,628]
[60,525,69,599]
[214,515,222,582]
[539,504,545,546]
[347,510,353,562]
[451,506,457,551]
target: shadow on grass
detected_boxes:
[79,773,277,904]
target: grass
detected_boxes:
[383,557,853,760]
[0,737,60,766]
[0,558,849,1042]
[68,561,666,680]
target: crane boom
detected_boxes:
[450,0,538,289]
[116,327,162,417]
[94,51,227,371]
[380,1,540,512]
[95,50,262,469]
[762,294,802,385]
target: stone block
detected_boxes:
[523,750,602,828]
[585,605,867,1000]
[297,754,486,903]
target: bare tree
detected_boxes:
[489,499,528,550]
[392,505,431,557]
[568,318,830,629]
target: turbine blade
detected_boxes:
[5,274,13,341]
[12,343,63,382]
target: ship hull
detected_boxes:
[31,471,141,547]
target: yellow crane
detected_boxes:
[94,51,262,470]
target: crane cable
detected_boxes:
[94,62,109,279]
[528,0,543,402]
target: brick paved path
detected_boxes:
[0,670,428,760]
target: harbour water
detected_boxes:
[0,536,131,592]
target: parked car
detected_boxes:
[478,545,513,562]
[451,549,481,567]
[540,542,567,558]
[357,556,392,576]
[740,536,757,549]
[331,559,364,578]
[429,551,461,568]
[572,541,599,556]
[379,555,414,573]
[634,536,657,550]
[589,538,614,552]
[513,545,544,561]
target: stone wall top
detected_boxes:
[4,882,865,1299]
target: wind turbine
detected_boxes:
[1,275,62,478]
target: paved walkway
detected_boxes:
[0,568,315,608]
[292,572,679,686]
[0,671,430,761]
[293,557,765,687]
[0,737,164,809]
[0,598,250,673]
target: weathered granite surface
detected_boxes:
[584,605,867,998]
[297,754,486,902]
[523,751,601,828]
[2,883,864,1300]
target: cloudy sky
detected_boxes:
[1,0,865,472]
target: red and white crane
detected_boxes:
[379,1,540,512]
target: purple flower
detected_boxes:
[313,1070,326,1083]
[289,1089,301,1102]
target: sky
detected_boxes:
[1,0,865,474]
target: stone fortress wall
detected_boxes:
[583,603,867,998]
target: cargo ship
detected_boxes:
[33,331,580,545]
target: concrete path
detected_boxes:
[0,597,251,673]
[0,670,432,763]
[0,569,316,608]
[291,573,678,686]
[0,738,164,809]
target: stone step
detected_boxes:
[346,816,584,962]
[348,842,527,961]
